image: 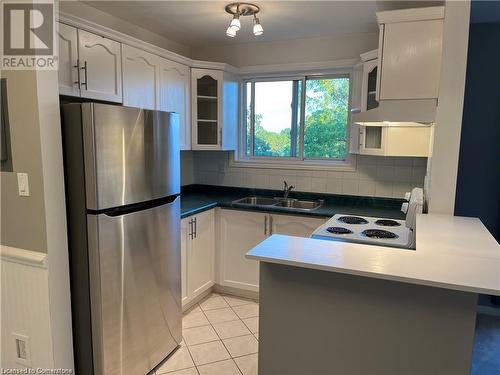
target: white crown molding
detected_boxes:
[191,59,240,74]
[360,49,378,62]
[377,6,445,25]
[57,11,238,72]
[238,58,359,77]
[1,245,48,269]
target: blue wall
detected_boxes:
[455,21,500,244]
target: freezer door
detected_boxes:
[87,197,182,375]
[82,103,180,210]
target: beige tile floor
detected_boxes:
[155,293,259,375]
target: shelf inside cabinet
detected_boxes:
[197,95,217,100]
[197,119,217,123]
[197,121,218,145]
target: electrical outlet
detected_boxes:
[12,333,31,366]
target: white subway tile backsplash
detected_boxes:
[393,181,415,199]
[311,177,327,193]
[358,180,376,196]
[375,181,394,197]
[376,165,395,181]
[394,166,412,182]
[413,157,427,166]
[412,166,427,183]
[342,179,360,195]
[326,177,343,193]
[394,157,414,166]
[185,152,426,198]
[296,176,312,192]
[357,155,378,166]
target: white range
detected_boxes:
[311,188,424,249]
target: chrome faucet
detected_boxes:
[283,180,295,199]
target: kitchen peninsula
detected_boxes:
[247,214,500,375]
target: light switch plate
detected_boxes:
[17,173,30,196]
[12,332,31,366]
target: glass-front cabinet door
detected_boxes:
[361,59,379,112]
[192,69,223,149]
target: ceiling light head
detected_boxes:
[253,16,263,36]
[226,26,237,37]
[224,2,262,38]
[230,14,241,30]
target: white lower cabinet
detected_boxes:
[217,209,328,292]
[181,209,215,307]
[270,213,327,237]
[217,209,267,292]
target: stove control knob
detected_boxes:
[404,192,411,201]
[401,202,409,213]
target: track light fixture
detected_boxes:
[225,2,263,38]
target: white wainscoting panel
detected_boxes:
[1,246,54,369]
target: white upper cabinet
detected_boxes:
[57,23,79,97]
[122,44,160,110]
[159,58,191,150]
[376,7,444,100]
[191,68,237,151]
[77,29,122,103]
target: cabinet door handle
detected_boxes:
[269,216,273,235]
[264,216,267,236]
[73,59,81,88]
[81,61,88,88]
[189,219,193,239]
[194,217,197,239]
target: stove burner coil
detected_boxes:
[362,229,399,239]
[374,219,401,227]
[337,216,369,225]
[326,227,353,235]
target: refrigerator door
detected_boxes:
[81,103,180,210]
[87,196,182,375]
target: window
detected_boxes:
[242,74,350,165]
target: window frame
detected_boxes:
[232,69,356,171]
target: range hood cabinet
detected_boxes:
[352,99,437,127]
[352,6,444,127]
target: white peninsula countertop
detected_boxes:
[246,214,500,295]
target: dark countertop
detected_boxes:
[180,185,406,220]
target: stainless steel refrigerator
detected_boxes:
[61,103,182,375]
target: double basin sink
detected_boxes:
[232,196,324,211]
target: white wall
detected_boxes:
[192,32,378,67]
[181,151,195,186]
[1,47,73,374]
[187,151,426,199]
[427,0,470,214]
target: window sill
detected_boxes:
[229,154,357,172]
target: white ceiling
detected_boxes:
[84,1,380,47]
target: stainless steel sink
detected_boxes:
[232,196,278,206]
[232,196,323,211]
[274,198,323,210]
